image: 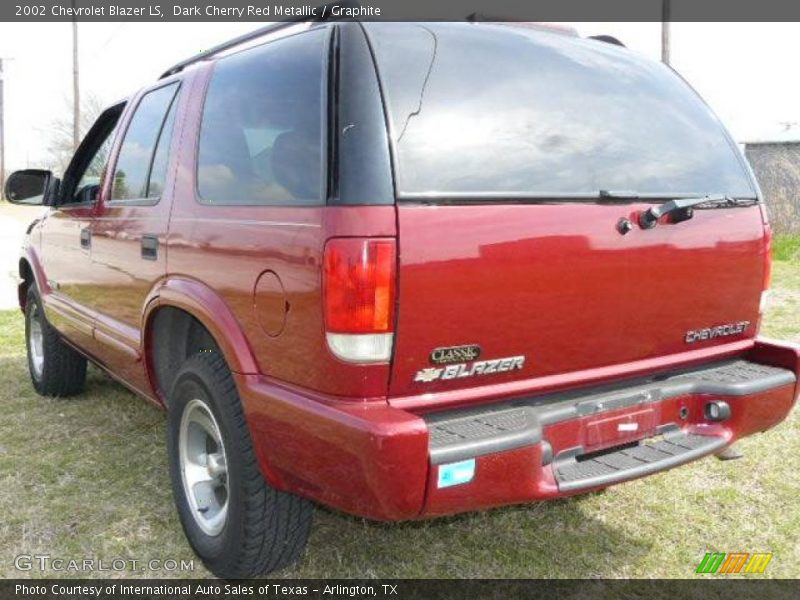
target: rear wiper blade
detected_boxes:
[639,194,738,228]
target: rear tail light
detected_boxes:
[323,238,396,363]
[760,224,773,317]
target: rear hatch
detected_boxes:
[363,23,768,401]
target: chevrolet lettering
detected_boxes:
[685,321,751,343]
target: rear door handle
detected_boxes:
[80,228,91,249]
[141,235,159,261]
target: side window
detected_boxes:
[75,134,115,196]
[111,83,180,202]
[197,28,328,206]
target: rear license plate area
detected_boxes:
[582,408,657,451]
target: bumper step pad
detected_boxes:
[553,430,728,492]
[428,407,538,466]
[424,358,794,466]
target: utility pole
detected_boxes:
[0,58,5,200]
[661,0,671,65]
[72,2,80,151]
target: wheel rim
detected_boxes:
[179,398,229,536]
[28,303,44,379]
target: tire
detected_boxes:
[25,286,87,397]
[167,352,313,578]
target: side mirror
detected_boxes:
[4,169,59,205]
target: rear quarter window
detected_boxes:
[365,23,755,199]
[197,28,329,206]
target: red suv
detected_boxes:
[6,20,799,578]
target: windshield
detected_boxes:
[365,23,756,200]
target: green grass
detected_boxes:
[762,262,800,342]
[1,262,799,579]
[772,235,800,263]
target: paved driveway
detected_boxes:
[0,203,46,310]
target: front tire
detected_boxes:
[25,287,87,397]
[167,352,313,578]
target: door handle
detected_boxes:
[141,235,159,261]
[80,228,91,249]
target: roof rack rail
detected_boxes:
[466,12,526,22]
[465,15,578,37]
[159,0,360,79]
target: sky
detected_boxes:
[0,21,799,171]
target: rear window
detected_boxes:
[365,23,755,199]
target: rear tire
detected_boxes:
[167,352,313,578]
[24,286,87,397]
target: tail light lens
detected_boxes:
[323,238,396,363]
[760,224,772,316]
[763,224,773,291]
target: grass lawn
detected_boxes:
[0,262,798,579]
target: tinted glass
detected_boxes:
[77,132,116,194]
[147,98,178,197]
[197,29,328,206]
[366,23,755,198]
[112,83,179,201]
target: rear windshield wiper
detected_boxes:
[638,194,750,228]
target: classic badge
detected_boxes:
[429,344,482,365]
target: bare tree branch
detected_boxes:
[44,92,105,174]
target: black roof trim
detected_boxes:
[159,1,359,79]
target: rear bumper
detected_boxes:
[237,339,800,521]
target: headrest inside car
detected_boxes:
[270,129,321,202]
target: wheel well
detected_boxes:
[18,259,33,309]
[148,306,221,403]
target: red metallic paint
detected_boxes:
[34,203,98,352]
[147,277,261,376]
[391,203,768,401]
[19,244,49,301]
[235,372,429,520]
[424,446,550,517]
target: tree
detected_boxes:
[43,92,106,175]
